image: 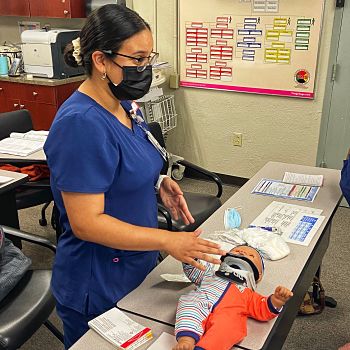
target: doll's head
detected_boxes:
[222,245,265,282]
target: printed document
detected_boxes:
[282,172,323,187]
[88,308,152,349]
[147,333,177,350]
[250,201,324,246]
[252,178,320,202]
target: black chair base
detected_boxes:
[39,202,51,226]
[44,320,64,343]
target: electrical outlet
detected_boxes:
[233,132,243,147]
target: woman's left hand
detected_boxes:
[159,177,195,225]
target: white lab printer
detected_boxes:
[21,29,84,79]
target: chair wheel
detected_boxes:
[325,296,337,308]
[39,218,47,226]
[172,167,184,181]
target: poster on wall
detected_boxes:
[179,0,324,99]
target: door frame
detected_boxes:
[316,5,344,168]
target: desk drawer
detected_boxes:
[23,85,57,105]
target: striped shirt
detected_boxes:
[175,262,279,344]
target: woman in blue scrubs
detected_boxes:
[340,148,350,204]
[44,4,225,348]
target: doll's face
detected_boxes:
[231,246,263,281]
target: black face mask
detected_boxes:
[107,65,152,101]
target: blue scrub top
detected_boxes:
[340,158,350,205]
[44,91,164,315]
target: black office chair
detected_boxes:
[148,122,223,232]
[0,110,53,226]
[0,225,63,349]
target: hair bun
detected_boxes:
[64,42,79,68]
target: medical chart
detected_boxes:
[179,0,324,99]
[250,201,325,246]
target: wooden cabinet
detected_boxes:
[0,0,30,17]
[0,85,7,113]
[29,0,85,18]
[0,80,81,130]
[0,0,85,18]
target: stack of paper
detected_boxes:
[0,130,48,157]
[88,308,153,350]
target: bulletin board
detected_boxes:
[179,0,325,99]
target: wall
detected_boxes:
[140,0,335,179]
[0,17,85,44]
[0,0,336,179]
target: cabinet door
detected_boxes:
[0,83,9,113]
[23,101,57,130]
[0,0,30,16]
[23,84,57,105]
[7,98,22,112]
[29,0,85,18]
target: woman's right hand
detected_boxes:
[163,230,226,270]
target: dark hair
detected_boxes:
[64,4,150,76]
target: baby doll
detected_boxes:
[173,245,293,350]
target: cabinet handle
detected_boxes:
[13,103,19,108]
[20,104,25,109]
[0,87,3,91]
[33,91,38,96]
[64,10,69,15]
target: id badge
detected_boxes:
[145,130,168,161]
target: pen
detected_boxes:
[248,225,279,232]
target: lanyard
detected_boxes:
[129,102,168,161]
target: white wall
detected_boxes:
[0,17,85,44]
[135,0,335,179]
[0,0,336,179]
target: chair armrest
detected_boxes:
[177,159,223,198]
[1,225,56,253]
[157,203,173,231]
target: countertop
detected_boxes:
[0,74,86,86]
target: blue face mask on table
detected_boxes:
[224,208,242,229]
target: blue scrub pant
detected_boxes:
[56,302,98,349]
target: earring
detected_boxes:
[101,71,107,80]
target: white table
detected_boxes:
[0,169,28,227]
[72,161,342,350]
[70,314,175,350]
[0,170,28,246]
